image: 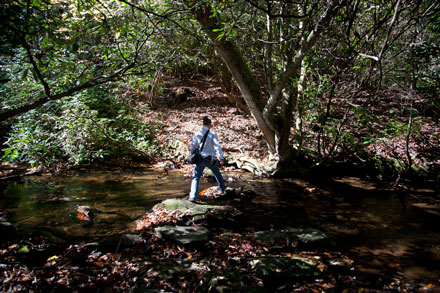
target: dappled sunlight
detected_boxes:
[332,176,379,190]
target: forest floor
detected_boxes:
[143,75,270,170]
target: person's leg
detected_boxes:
[189,161,206,201]
[208,161,226,192]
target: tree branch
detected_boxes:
[378,0,402,60]
[25,43,51,97]
[265,0,342,116]
[0,63,136,122]
[118,0,203,43]
[243,0,315,18]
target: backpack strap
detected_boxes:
[199,130,210,152]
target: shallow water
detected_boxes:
[0,169,193,241]
[245,176,440,283]
[1,169,439,282]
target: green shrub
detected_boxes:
[2,85,160,168]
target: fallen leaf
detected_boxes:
[47,255,59,262]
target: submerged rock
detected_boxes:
[76,205,98,221]
[154,225,210,244]
[0,220,16,241]
[249,256,321,279]
[253,228,328,246]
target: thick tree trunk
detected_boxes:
[275,87,297,169]
[212,55,250,115]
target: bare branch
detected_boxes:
[265,0,343,116]
[378,0,402,60]
[24,44,51,97]
[359,53,379,62]
[243,0,315,18]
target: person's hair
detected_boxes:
[203,116,212,126]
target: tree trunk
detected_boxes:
[212,55,250,115]
[191,2,342,174]
[193,5,277,153]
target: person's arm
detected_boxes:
[212,132,224,163]
[190,133,199,154]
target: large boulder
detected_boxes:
[154,225,210,244]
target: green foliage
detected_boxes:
[370,155,406,179]
[0,0,170,168]
[167,140,187,162]
[3,85,160,167]
[0,0,164,120]
[412,41,440,114]
[0,50,44,109]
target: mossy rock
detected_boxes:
[147,258,209,280]
[249,256,321,279]
[154,225,210,244]
[154,199,224,216]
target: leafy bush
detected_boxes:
[2,85,160,168]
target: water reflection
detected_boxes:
[1,169,193,241]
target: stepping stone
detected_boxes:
[154,225,210,244]
[249,256,321,279]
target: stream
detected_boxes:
[1,168,439,284]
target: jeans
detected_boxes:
[189,158,226,201]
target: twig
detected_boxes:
[406,101,414,170]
